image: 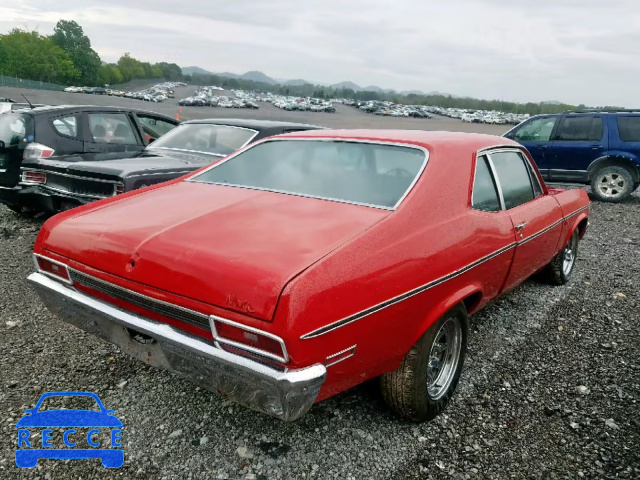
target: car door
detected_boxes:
[506,116,558,179]
[487,149,564,291]
[83,111,145,155]
[545,115,606,182]
[614,115,640,164]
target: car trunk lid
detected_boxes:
[42,181,388,321]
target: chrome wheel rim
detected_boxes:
[427,316,462,400]
[597,172,626,198]
[562,233,578,276]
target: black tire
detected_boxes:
[590,165,634,202]
[541,229,579,285]
[381,303,468,422]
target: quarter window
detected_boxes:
[52,116,78,138]
[513,117,556,142]
[88,113,138,145]
[471,155,501,212]
[553,116,603,141]
[617,117,640,142]
[137,115,177,141]
[490,151,535,209]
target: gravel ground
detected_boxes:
[0,91,638,478]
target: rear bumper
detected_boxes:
[28,272,327,421]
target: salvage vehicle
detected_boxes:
[28,130,589,422]
[0,105,179,213]
[504,109,640,202]
[20,119,320,214]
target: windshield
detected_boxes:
[0,113,33,174]
[149,124,258,156]
[190,140,426,209]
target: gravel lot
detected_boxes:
[0,89,638,479]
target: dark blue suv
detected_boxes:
[504,110,640,202]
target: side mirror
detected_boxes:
[24,408,35,415]
[105,409,115,415]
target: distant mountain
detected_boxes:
[283,79,312,86]
[401,89,425,96]
[182,66,215,75]
[331,81,363,91]
[363,85,383,92]
[217,71,239,79]
[239,71,278,84]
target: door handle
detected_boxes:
[591,144,604,150]
[515,222,527,231]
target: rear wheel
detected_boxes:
[541,229,579,285]
[381,304,467,422]
[590,165,634,202]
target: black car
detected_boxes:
[19,119,321,213]
[0,105,180,212]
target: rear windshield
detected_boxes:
[189,140,426,209]
[0,114,33,169]
[149,124,258,156]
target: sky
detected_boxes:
[1,0,639,106]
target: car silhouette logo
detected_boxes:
[15,391,123,468]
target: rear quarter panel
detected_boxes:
[546,187,590,249]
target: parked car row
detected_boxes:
[63,82,186,103]
[265,94,336,112]
[178,86,259,109]
[437,107,529,125]
[345,100,432,118]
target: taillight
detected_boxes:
[34,255,72,284]
[22,171,47,184]
[210,317,288,363]
[115,184,125,195]
[23,143,55,160]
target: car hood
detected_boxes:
[41,181,388,321]
[16,410,122,427]
[23,149,215,180]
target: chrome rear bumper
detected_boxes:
[28,272,326,421]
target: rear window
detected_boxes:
[52,115,78,138]
[149,124,257,156]
[617,117,640,142]
[190,140,426,209]
[0,114,33,169]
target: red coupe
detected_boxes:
[28,130,589,421]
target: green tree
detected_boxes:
[51,20,101,85]
[0,28,78,83]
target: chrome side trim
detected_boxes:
[125,170,195,179]
[300,242,517,340]
[186,138,430,211]
[301,205,590,340]
[324,345,357,367]
[209,315,289,364]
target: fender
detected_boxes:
[408,282,482,348]
[586,153,640,182]
[562,212,589,247]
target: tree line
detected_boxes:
[1,19,600,115]
[0,20,182,87]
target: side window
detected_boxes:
[471,155,501,212]
[88,113,138,145]
[617,117,640,142]
[137,115,177,141]
[553,116,603,141]
[513,117,557,142]
[52,116,78,138]
[490,151,535,209]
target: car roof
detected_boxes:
[19,104,175,118]
[270,129,519,151]
[181,118,322,130]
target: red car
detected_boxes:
[28,130,589,422]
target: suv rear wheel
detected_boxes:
[590,165,634,202]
